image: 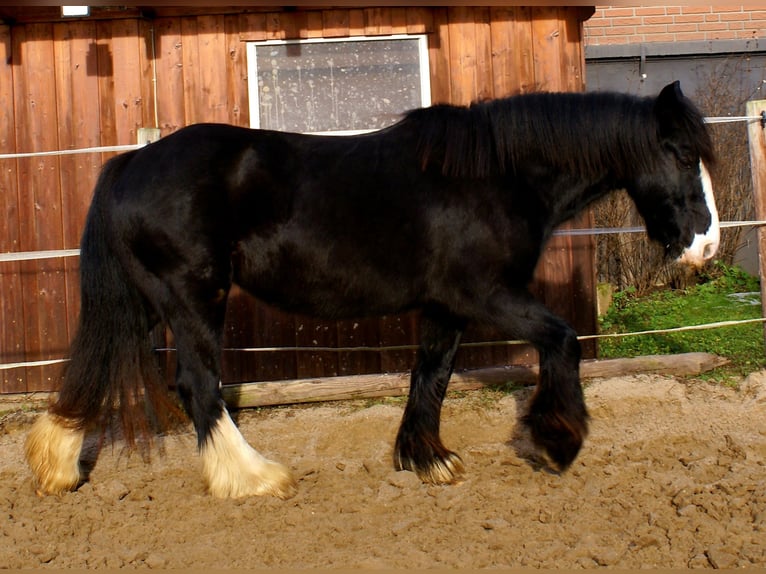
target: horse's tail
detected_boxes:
[53,151,181,444]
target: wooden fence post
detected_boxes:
[746,100,766,351]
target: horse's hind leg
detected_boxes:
[394,311,466,484]
[25,413,85,496]
[165,287,296,499]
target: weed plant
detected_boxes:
[598,264,765,378]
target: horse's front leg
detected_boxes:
[394,312,466,484]
[486,290,589,470]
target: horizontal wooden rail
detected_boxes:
[221,352,728,409]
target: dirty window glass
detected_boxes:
[247,36,430,134]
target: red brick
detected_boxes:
[642,33,677,43]
[699,22,729,31]
[674,31,707,41]
[719,12,749,22]
[612,16,643,27]
[635,7,666,16]
[667,23,699,33]
[679,6,712,15]
[738,29,762,39]
[604,25,636,36]
[639,25,671,35]
[601,8,635,18]
[643,15,674,25]
[589,36,630,46]
[709,30,739,40]
[711,6,746,13]
[674,14,705,24]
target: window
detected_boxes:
[246,35,431,135]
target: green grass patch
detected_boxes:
[598,264,765,379]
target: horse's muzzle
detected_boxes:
[677,231,719,268]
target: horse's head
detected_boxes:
[628,81,720,268]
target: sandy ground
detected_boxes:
[1,371,765,569]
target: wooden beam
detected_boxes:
[746,99,766,352]
[0,353,729,411]
[221,352,729,409]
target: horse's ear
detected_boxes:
[655,81,685,122]
[654,81,697,165]
[658,80,684,103]
[654,81,689,139]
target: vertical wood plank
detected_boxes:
[0,23,26,392]
[406,7,431,35]
[379,312,418,374]
[512,7,535,93]
[265,12,285,41]
[746,100,766,351]
[239,12,268,42]
[138,19,158,131]
[295,316,339,379]
[474,6,493,101]
[180,17,201,124]
[224,14,247,127]
[447,7,477,106]
[428,8,451,105]
[280,11,308,40]
[489,8,515,98]
[154,17,186,134]
[348,9,365,36]
[364,8,391,36]
[110,19,144,145]
[195,15,229,124]
[390,8,408,34]
[336,317,381,377]
[322,9,349,38]
[95,20,116,161]
[305,11,324,39]
[13,23,68,391]
[531,6,562,92]
[222,288,298,383]
[52,20,102,358]
[560,7,585,93]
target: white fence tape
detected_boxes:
[2,115,766,372]
[4,316,765,371]
[0,143,143,160]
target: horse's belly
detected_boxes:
[233,235,418,320]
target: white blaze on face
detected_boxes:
[677,161,720,267]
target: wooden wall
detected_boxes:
[0,6,596,393]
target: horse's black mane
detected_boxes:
[405,89,714,180]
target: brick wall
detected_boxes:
[584,6,766,46]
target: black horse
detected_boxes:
[26,81,718,498]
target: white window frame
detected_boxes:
[246,34,431,135]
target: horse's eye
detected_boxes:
[678,157,696,171]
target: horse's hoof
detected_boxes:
[205,458,298,500]
[25,412,85,496]
[395,451,465,485]
[522,410,588,471]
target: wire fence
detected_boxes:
[1,114,765,372]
